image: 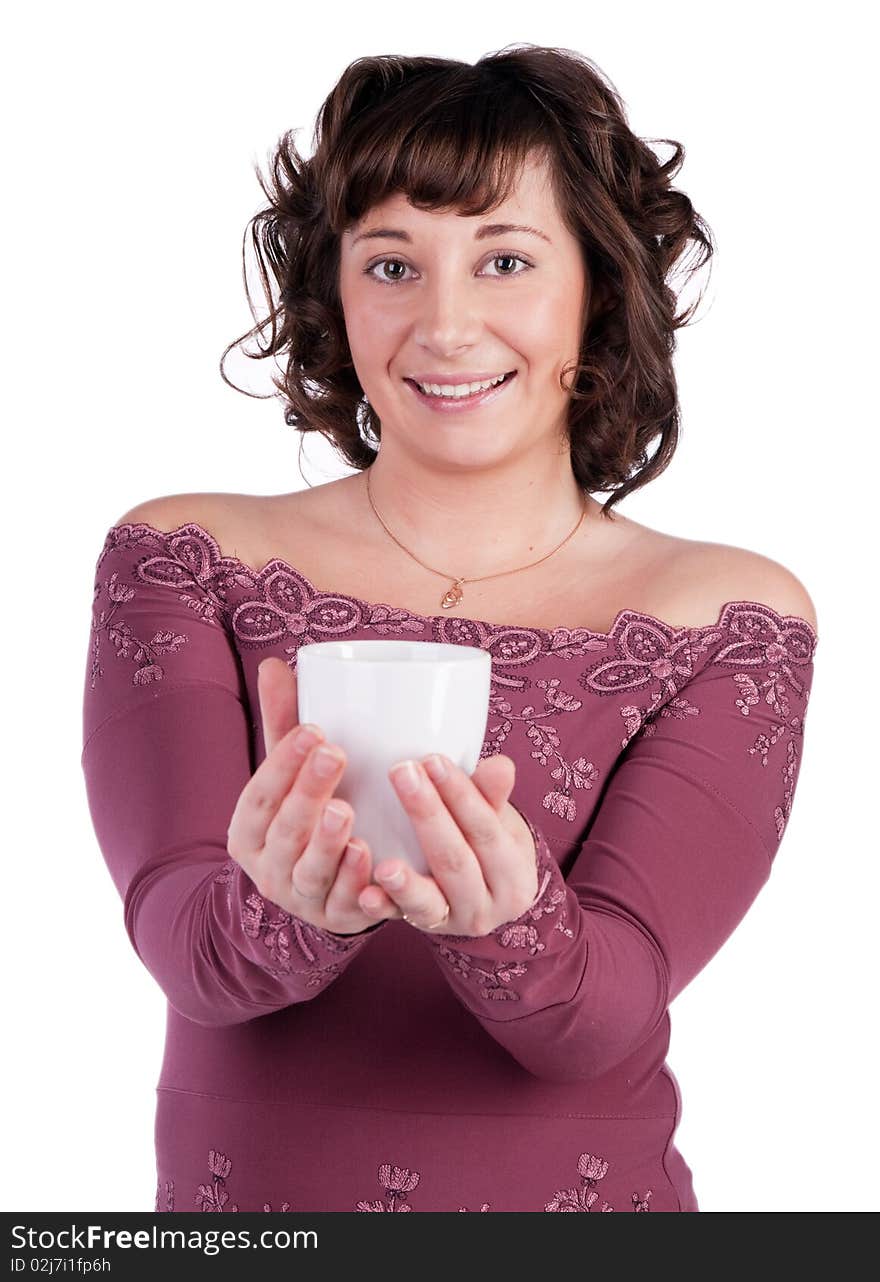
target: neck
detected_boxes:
[360,448,595,578]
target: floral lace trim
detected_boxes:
[155,1146,653,1213]
[635,653,813,844]
[88,533,224,695]
[734,666,811,841]
[102,520,819,660]
[426,831,575,1006]
[213,859,375,984]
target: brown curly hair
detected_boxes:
[219,44,714,517]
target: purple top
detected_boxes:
[81,519,818,1213]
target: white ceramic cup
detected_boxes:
[296,639,492,875]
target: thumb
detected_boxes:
[258,657,301,757]
[470,753,516,813]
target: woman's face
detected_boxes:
[338,152,590,468]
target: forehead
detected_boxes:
[345,153,560,239]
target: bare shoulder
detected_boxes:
[110,489,317,570]
[672,538,819,634]
[112,491,246,536]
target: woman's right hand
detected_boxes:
[225,656,402,935]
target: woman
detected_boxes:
[81,46,818,1213]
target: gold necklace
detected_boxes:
[364,468,589,611]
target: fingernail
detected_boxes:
[293,725,322,752]
[377,866,404,888]
[322,802,347,832]
[391,761,421,795]
[422,753,447,782]
[314,745,343,776]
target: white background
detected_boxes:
[3,0,876,1214]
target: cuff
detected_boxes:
[320,917,390,941]
[222,858,389,982]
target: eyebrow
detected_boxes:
[350,222,553,246]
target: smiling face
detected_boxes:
[338,151,590,469]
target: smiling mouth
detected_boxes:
[404,370,517,400]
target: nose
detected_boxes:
[412,273,484,353]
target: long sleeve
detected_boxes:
[81,523,388,1029]
[419,610,818,1084]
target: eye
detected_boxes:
[362,251,533,285]
[481,252,532,278]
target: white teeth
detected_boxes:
[415,373,508,398]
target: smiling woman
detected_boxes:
[82,44,819,1216]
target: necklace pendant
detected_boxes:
[440,580,464,610]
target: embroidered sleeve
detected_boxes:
[420,612,818,1084]
[81,525,388,1029]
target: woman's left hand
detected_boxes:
[356,753,539,936]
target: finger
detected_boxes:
[291,793,355,905]
[469,754,517,812]
[262,741,347,898]
[359,881,402,919]
[420,754,519,904]
[226,723,325,875]
[385,759,487,910]
[258,657,300,757]
[325,838,403,923]
[371,857,451,931]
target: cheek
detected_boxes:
[345,294,405,358]
[515,295,581,374]
[340,272,389,347]
[510,316,572,379]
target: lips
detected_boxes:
[403,369,518,413]
[404,370,516,394]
